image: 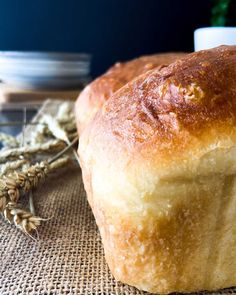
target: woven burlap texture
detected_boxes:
[0,100,236,295]
[0,166,150,295]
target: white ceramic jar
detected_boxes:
[194,27,236,51]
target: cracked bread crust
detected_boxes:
[75,52,186,133]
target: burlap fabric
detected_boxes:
[0,101,236,295]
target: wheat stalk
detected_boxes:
[64,122,77,133]
[0,156,70,204]
[57,101,75,123]
[0,140,66,163]
[42,114,68,142]
[30,122,47,145]
[41,115,79,164]
[41,102,76,141]
[30,116,54,145]
[27,102,76,150]
[29,103,76,145]
[3,202,43,237]
[0,161,49,203]
[0,132,20,148]
[0,156,70,235]
[0,159,27,176]
[0,102,78,236]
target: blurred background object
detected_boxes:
[0,0,211,78]
[0,51,91,90]
[0,1,233,154]
[210,0,236,26]
[0,0,218,123]
[195,0,236,51]
[0,51,90,102]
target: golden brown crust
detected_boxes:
[75,52,186,133]
[94,46,236,165]
[79,46,236,293]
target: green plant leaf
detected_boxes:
[211,0,231,26]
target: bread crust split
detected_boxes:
[75,52,186,134]
[78,45,236,293]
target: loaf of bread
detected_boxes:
[75,52,186,133]
[78,45,236,293]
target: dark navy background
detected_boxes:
[0,0,211,76]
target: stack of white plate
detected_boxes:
[0,51,91,90]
